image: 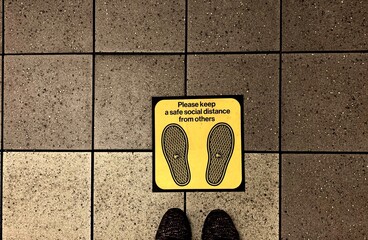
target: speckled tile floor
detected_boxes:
[1,0,367,240]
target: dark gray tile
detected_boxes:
[188,0,280,52]
[3,152,90,239]
[4,55,92,149]
[282,54,368,151]
[283,1,368,51]
[282,154,368,239]
[96,0,185,52]
[95,55,184,149]
[5,0,92,53]
[187,54,279,151]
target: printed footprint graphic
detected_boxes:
[161,124,191,186]
[206,122,234,186]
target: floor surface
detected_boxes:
[1,0,368,239]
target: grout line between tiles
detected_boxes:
[183,0,189,215]
[184,0,189,96]
[188,51,279,55]
[190,50,368,55]
[1,149,154,153]
[184,0,188,96]
[94,149,153,152]
[183,192,187,213]
[91,149,95,240]
[279,152,282,238]
[2,149,368,155]
[184,49,188,94]
[4,52,95,56]
[91,0,96,239]
[282,50,368,54]
[279,0,283,238]
[281,151,368,155]
[244,150,279,154]
[3,149,94,152]
[3,50,368,56]
[1,0,5,237]
[4,52,183,56]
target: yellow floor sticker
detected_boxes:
[153,96,244,191]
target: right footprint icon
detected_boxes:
[206,122,235,186]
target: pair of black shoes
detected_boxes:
[156,208,239,240]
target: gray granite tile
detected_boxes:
[94,152,183,239]
[95,55,184,149]
[5,0,92,53]
[4,55,92,149]
[283,0,368,51]
[3,152,90,239]
[187,54,279,151]
[96,0,185,52]
[187,154,279,240]
[282,54,368,151]
[282,154,368,239]
[188,0,280,52]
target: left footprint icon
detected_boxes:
[161,123,191,186]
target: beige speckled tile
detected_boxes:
[94,152,183,239]
[5,0,92,53]
[3,152,91,240]
[95,55,184,149]
[4,55,92,150]
[188,54,279,151]
[188,0,280,52]
[187,154,279,240]
[96,0,185,52]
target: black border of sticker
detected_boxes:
[152,95,245,192]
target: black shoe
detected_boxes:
[202,209,239,240]
[156,208,191,240]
